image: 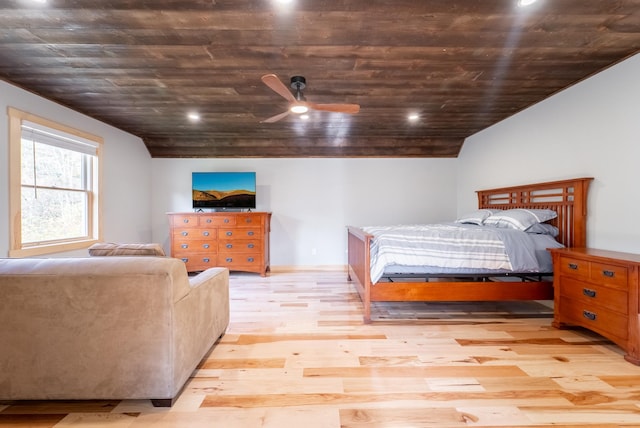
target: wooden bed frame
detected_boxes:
[347,177,593,323]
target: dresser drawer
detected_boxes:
[219,239,261,253]
[177,255,218,272]
[219,228,262,239]
[560,277,628,315]
[173,239,217,253]
[171,214,200,227]
[590,262,628,289]
[236,214,263,226]
[173,228,216,239]
[219,254,263,268]
[560,296,628,341]
[200,215,236,226]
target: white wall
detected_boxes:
[0,80,153,257]
[458,53,640,253]
[151,158,458,267]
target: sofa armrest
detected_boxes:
[172,267,230,395]
[188,267,229,289]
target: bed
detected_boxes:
[347,177,593,323]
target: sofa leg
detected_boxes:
[151,398,174,407]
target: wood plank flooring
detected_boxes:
[3,270,640,427]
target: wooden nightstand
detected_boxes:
[549,248,640,365]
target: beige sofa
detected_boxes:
[0,256,229,406]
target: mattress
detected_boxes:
[362,223,563,283]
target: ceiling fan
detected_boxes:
[260,74,360,123]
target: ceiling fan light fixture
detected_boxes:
[290,104,309,114]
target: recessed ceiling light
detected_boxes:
[518,0,537,7]
[408,113,420,122]
[300,114,310,120]
[187,112,201,122]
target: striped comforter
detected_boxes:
[362,223,544,283]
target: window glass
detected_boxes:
[8,107,103,256]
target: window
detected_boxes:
[8,107,103,256]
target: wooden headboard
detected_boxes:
[477,177,593,248]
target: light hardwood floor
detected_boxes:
[3,270,640,427]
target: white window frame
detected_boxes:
[8,107,103,257]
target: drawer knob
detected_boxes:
[206,219,212,223]
[226,244,233,249]
[245,218,252,223]
[602,270,615,278]
[248,243,255,249]
[226,257,233,263]
[582,288,597,298]
[203,244,210,249]
[568,263,578,270]
[248,231,255,236]
[224,218,230,223]
[181,258,188,263]
[247,257,254,262]
[181,244,188,249]
[583,310,597,321]
[203,258,210,263]
[226,231,233,236]
[181,231,188,236]
[203,231,210,236]
[183,219,189,223]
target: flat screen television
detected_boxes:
[192,172,256,210]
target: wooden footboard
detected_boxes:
[346,177,593,323]
[347,226,372,322]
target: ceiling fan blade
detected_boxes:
[309,103,360,114]
[261,74,296,103]
[260,110,290,123]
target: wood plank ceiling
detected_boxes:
[1,0,639,158]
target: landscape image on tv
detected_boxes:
[192,172,256,209]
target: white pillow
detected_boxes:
[484,209,557,231]
[455,209,502,225]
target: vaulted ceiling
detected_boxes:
[1,0,639,158]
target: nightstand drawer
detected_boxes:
[559,256,590,279]
[590,262,628,289]
[560,277,628,315]
[560,296,628,341]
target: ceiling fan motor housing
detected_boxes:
[290,76,306,90]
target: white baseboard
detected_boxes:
[269,265,347,273]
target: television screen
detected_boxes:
[192,172,256,210]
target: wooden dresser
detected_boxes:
[549,248,640,365]
[168,212,271,276]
